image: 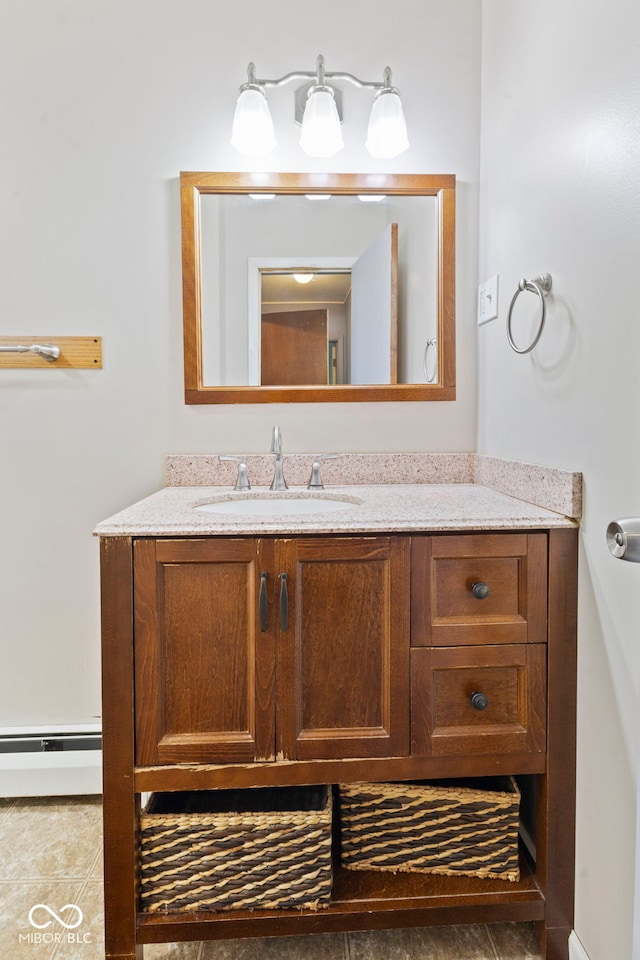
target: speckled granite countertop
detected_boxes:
[94,483,576,537]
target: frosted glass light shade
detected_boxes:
[231,87,276,156]
[300,88,343,157]
[365,90,409,158]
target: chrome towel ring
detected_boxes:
[423,338,437,383]
[506,273,552,354]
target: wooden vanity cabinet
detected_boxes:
[100,527,577,960]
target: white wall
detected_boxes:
[0,1,481,727]
[478,3,640,958]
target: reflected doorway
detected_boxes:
[249,223,397,387]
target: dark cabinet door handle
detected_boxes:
[471,691,489,711]
[279,573,289,631]
[259,572,268,632]
[471,581,490,600]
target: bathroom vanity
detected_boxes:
[97,459,578,960]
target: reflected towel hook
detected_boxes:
[506,273,552,354]
[423,338,437,383]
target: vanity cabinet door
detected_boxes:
[275,536,410,760]
[134,538,276,766]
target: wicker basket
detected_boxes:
[140,785,333,913]
[339,777,520,882]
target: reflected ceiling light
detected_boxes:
[248,193,276,200]
[357,194,387,202]
[293,273,315,284]
[305,194,332,200]
[231,55,409,159]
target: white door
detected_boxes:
[349,224,398,385]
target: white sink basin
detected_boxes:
[194,493,361,516]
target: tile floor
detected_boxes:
[0,796,542,960]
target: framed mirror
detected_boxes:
[181,172,455,403]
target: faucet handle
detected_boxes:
[307,455,338,490]
[219,456,251,491]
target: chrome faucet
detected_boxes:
[269,426,288,491]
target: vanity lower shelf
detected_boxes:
[134,754,546,792]
[137,846,544,944]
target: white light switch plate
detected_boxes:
[478,274,499,324]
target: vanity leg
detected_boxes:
[101,538,142,960]
[537,528,578,960]
[535,922,573,960]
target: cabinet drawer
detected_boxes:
[411,533,547,646]
[411,643,546,757]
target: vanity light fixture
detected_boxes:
[231,55,409,159]
[230,63,277,157]
[293,273,315,284]
[365,71,410,159]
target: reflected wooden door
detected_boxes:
[261,309,328,385]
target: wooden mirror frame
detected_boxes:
[181,171,456,404]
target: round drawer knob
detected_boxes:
[471,691,489,711]
[471,581,490,600]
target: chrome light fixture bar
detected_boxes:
[231,55,409,159]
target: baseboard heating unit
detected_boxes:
[0,724,102,797]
